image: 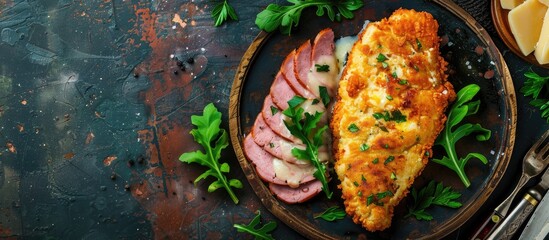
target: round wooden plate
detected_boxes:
[491,0,549,68]
[229,0,517,239]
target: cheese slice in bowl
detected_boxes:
[330,8,455,231]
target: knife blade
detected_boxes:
[519,191,549,240]
[487,167,549,240]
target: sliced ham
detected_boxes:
[281,50,316,99]
[261,95,301,143]
[269,180,322,204]
[243,135,287,185]
[294,40,314,95]
[253,116,330,165]
[243,135,316,188]
[310,28,338,96]
[243,28,339,203]
[270,72,296,110]
[294,28,338,97]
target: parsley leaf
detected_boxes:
[432,84,491,187]
[405,181,462,221]
[376,53,388,62]
[319,86,331,107]
[372,110,406,123]
[416,38,422,50]
[212,0,238,27]
[315,64,330,72]
[314,206,346,221]
[234,211,277,240]
[282,96,332,198]
[348,123,359,132]
[179,103,243,204]
[520,69,549,122]
[255,0,364,35]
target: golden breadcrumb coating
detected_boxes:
[330,8,455,231]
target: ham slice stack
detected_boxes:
[243,29,339,204]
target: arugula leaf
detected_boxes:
[179,103,243,204]
[314,206,346,221]
[520,69,549,122]
[282,96,332,199]
[255,0,364,35]
[234,211,277,240]
[405,180,462,221]
[212,0,238,27]
[432,84,491,188]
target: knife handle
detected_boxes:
[486,189,542,240]
[469,211,502,240]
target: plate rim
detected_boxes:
[228,1,517,239]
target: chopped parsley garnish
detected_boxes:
[366,191,394,206]
[413,65,420,72]
[372,110,407,123]
[319,86,331,107]
[416,38,422,50]
[348,123,359,133]
[269,142,275,148]
[376,53,388,62]
[383,143,389,149]
[390,172,397,180]
[384,155,395,165]
[376,53,388,68]
[360,143,370,151]
[312,99,320,105]
[353,181,359,187]
[270,105,278,115]
[367,194,374,205]
[392,71,398,78]
[315,64,330,72]
[398,79,408,85]
[361,174,367,182]
[386,95,393,100]
[372,158,379,164]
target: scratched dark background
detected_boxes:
[0,0,547,239]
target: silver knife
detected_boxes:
[487,167,549,240]
[519,191,549,240]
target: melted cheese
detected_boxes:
[272,158,316,188]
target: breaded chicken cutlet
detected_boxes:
[330,9,455,231]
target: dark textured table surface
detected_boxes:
[0,0,547,239]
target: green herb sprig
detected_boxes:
[406,181,462,221]
[255,0,364,35]
[432,84,491,188]
[234,211,277,240]
[314,206,346,221]
[212,0,238,27]
[179,103,243,204]
[283,96,332,199]
[520,69,549,122]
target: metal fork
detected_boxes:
[471,129,549,240]
[495,129,549,218]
